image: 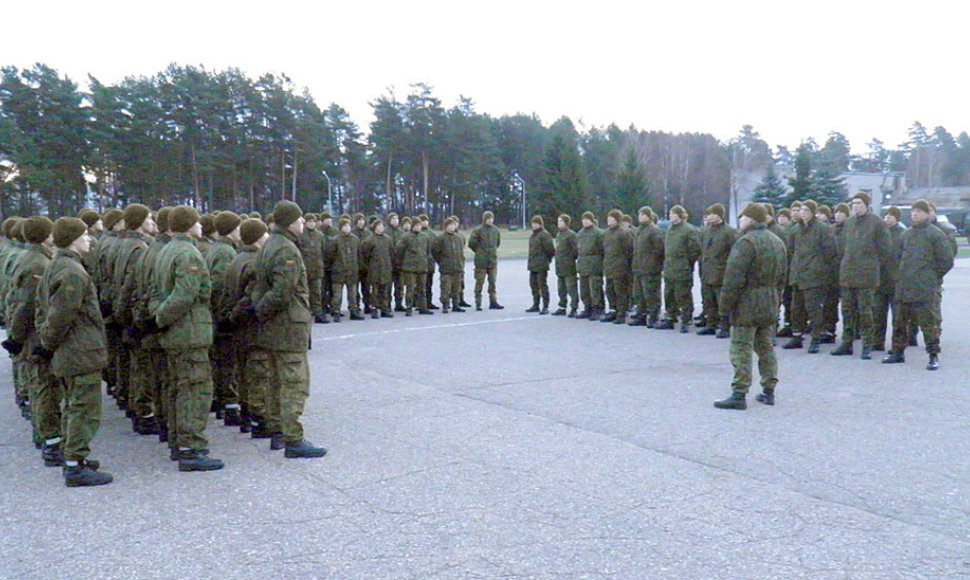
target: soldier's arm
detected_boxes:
[255,248,298,322]
[114,246,144,326]
[38,270,84,351]
[7,269,39,345]
[155,253,204,329]
[718,239,752,318]
[937,233,955,279]
[468,229,480,252]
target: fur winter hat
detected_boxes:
[22,216,54,244]
[706,203,725,220]
[102,209,124,231]
[400,216,412,226]
[581,211,596,223]
[52,217,88,248]
[885,205,902,221]
[2,217,22,239]
[155,207,173,233]
[670,205,688,220]
[802,200,818,213]
[816,205,832,220]
[762,203,775,217]
[123,203,150,230]
[777,208,792,220]
[240,218,268,245]
[834,202,850,216]
[214,211,242,236]
[482,210,494,222]
[740,203,768,223]
[170,206,201,234]
[337,217,352,231]
[78,209,100,228]
[852,191,871,206]
[273,201,303,228]
[606,209,623,223]
[531,215,544,227]
[199,214,216,236]
[558,214,572,227]
[911,200,931,214]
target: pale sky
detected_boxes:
[3,0,966,153]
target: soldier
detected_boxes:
[319,212,336,320]
[400,219,433,316]
[525,215,556,315]
[4,217,60,460]
[882,200,953,370]
[1,218,28,418]
[468,211,503,311]
[600,209,633,324]
[925,201,957,348]
[385,213,407,312]
[78,209,103,274]
[656,205,701,332]
[872,206,905,351]
[222,218,270,435]
[36,218,113,486]
[713,203,788,410]
[111,204,155,418]
[629,207,665,327]
[831,192,890,359]
[431,217,466,313]
[150,206,225,472]
[206,211,243,425]
[774,206,796,337]
[816,205,833,224]
[299,213,326,322]
[552,214,579,317]
[329,217,364,321]
[419,215,439,309]
[698,203,737,338]
[196,214,217,259]
[575,212,605,320]
[93,208,124,399]
[249,201,326,458]
[826,202,851,342]
[784,201,838,353]
[361,218,394,318]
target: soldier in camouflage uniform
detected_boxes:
[576,212,605,320]
[629,207,665,327]
[36,218,113,486]
[783,201,838,353]
[196,214,217,259]
[299,214,326,322]
[525,215,556,315]
[553,214,579,317]
[362,219,394,318]
[714,204,788,410]
[882,200,954,370]
[872,206,905,351]
[656,205,701,332]
[432,217,466,313]
[400,219,433,315]
[599,210,633,324]
[206,211,243,424]
[385,213,406,312]
[151,206,224,472]
[468,211,503,311]
[1,218,29,418]
[697,203,737,337]
[250,201,327,458]
[329,217,364,321]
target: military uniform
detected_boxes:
[631,219,665,326]
[835,206,890,356]
[873,220,905,350]
[468,216,502,309]
[600,217,633,323]
[576,221,605,319]
[400,228,432,313]
[660,215,701,330]
[787,216,838,350]
[131,228,171,437]
[361,228,393,316]
[698,219,738,335]
[299,224,326,319]
[526,220,556,314]
[554,223,579,316]
[329,229,362,318]
[432,222,466,312]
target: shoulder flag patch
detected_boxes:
[188,266,200,274]
[285,260,296,267]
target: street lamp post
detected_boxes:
[512,174,526,230]
[321,171,333,214]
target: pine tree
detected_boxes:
[751,164,788,208]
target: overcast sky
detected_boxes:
[3,1,965,153]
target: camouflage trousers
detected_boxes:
[391,270,404,309]
[368,282,391,312]
[579,273,604,312]
[238,344,267,420]
[307,274,323,317]
[729,325,778,395]
[791,287,826,340]
[13,355,28,410]
[823,285,841,335]
[129,344,157,419]
[840,287,875,346]
[425,266,436,306]
[872,290,897,350]
[165,348,214,452]
[663,277,694,323]
[210,333,238,408]
[604,273,631,315]
[403,271,429,310]
[781,285,793,326]
[701,283,728,330]
[24,358,62,444]
[58,372,103,462]
[529,271,550,306]
[251,350,309,444]
[557,274,579,311]
[474,265,498,306]
[634,273,662,321]
[322,270,333,313]
[332,280,360,314]
[892,301,941,355]
[439,273,463,309]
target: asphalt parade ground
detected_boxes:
[2,259,970,579]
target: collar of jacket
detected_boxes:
[743,222,767,234]
[173,233,195,243]
[26,242,54,258]
[54,248,83,261]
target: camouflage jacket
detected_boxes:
[839,212,890,288]
[632,222,665,276]
[151,233,213,350]
[896,222,954,303]
[555,229,579,277]
[362,233,393,284]
[6,243,52,348]
[251,228,311,353]
[789,219,838,289]
[700,223,739,286]
[468,224,501,268]
[576,226,604,276]
[527,228,556,273]
[601,225,633,277]
[663,221,701,281]
[433,231,465,275]
[718,223,788,327]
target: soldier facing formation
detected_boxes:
[1,194,957,486]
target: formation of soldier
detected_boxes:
[0,193,956,484]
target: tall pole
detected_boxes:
[321,171,333,214]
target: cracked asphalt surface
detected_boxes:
[2,259,970,579]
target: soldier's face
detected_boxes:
[340,223,351,234]
[670,213,682,224]
[709,214,722,225]
[835,212,848,224]
[288,216,305,236]
[188,222,203,239]
[815,212,827,223]
[738,215,754,231]
[607,216,617,228]
[403,223,411,232]
[911,208,930,224]
[306,219,317,230]
[799,207,814,222]
[92,220,104,233]
[884,214,898,227]
[76,232,92,255]
[485,218,493,226]
[558,219,568,230]
[777,215,789,226]
[390,216,399,227]
[375,223,385,235]
[582,218,593,228]
[851,199,867,216]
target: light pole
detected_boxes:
[512,173,526,230]
[321,170,333,214]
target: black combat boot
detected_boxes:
[405,308,413,317]
[568,309,577,318]
[861,346,872,360]
[331,313,342,323]
[627,314,647,326]
[807,339,820,354]
[539,299,549,315]
[270,433,285,450]
[418,309,434,315]
[441,306,450,313]
[882,352,905,364]
[453,305,466,313]
[716,328,730,339]
[381,310,394,318]
[679,322,690,333]
[250,419,271,439]
[588,310,601,321]
[714,392,747,410]
[600,311,616,322]
[653,318,675,330]
[927,354,940,371]
[489,301,504,310]
[830,343,853,356]
[613,313,626,325]
[475,301,483,311]
[284,439,328,458]
[525,300,540,313]
[552,308,567,316]
[177,449,224,472]
[782,336,803,349]
[349,310,365,321]
[158,421,168,443]
[755,391,775,406]
[696,327,716,336]
[222,408,241,427]
[820,332,836,344]
[371,309,379,319]
[42,442,65,467]
[575,310,590,319]
[135,415,160,435]
[63,463,113,487]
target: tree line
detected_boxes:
[2,63,970,225]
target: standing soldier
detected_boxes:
[713,203,787,410]
[250,201,327,458]
[36,217,113,486]
[299,214,326,323]
[872,206,905,352]
[600,209,633,324]
[552,214,579,317]
[319,212,336,321]
[196,214,217,259]
[784,201,838,353]
[468,210,503,311]
[656,205,701,332]
[832,192,890,359]
[93,208,124,400]
[1,218,28,418]
[432,217,466,313]
[329,217,364,321]
[206,211,243,425]
[629,207,665,327]
[385,213,407,312]
[361,219,394,318]
[576,212,605,320]
[400,219,433,316]
[151,206,224,472]
[774,206,796,337]
[418,215,439,309]
[697,203,737,337]
[5,217,60,460]
[78,209,103,274]
[525,215,556,315]
[352,213,370,312]
[882,200,953,370]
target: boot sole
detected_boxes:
[178,462,224,472]
[284,450,328,458]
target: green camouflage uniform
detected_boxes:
[527,227,557,309]
[601,224,634,317]
[299,227,325,317]
[554,228,579,312]
[839,212,890,348]
[206,236,239,413]
[400,230,432,311]
[329,231,361,315]
[631,222,665,323]
[433,230,466,310]
[789,218,838,342]
[576,225,605,314]
[362,232,393,312]
[662,221,701,323]
[699,222,738,331]
[222,244,264,425]
[891,222,954,355]
[469,223,501,308]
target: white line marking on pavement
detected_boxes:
[316,316,545,342]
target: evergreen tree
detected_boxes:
[614,146,650,211]
[751,164,788,208]
[787,142,814,204]
[538,117,587,222]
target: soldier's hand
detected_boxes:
[1,339,24,356]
